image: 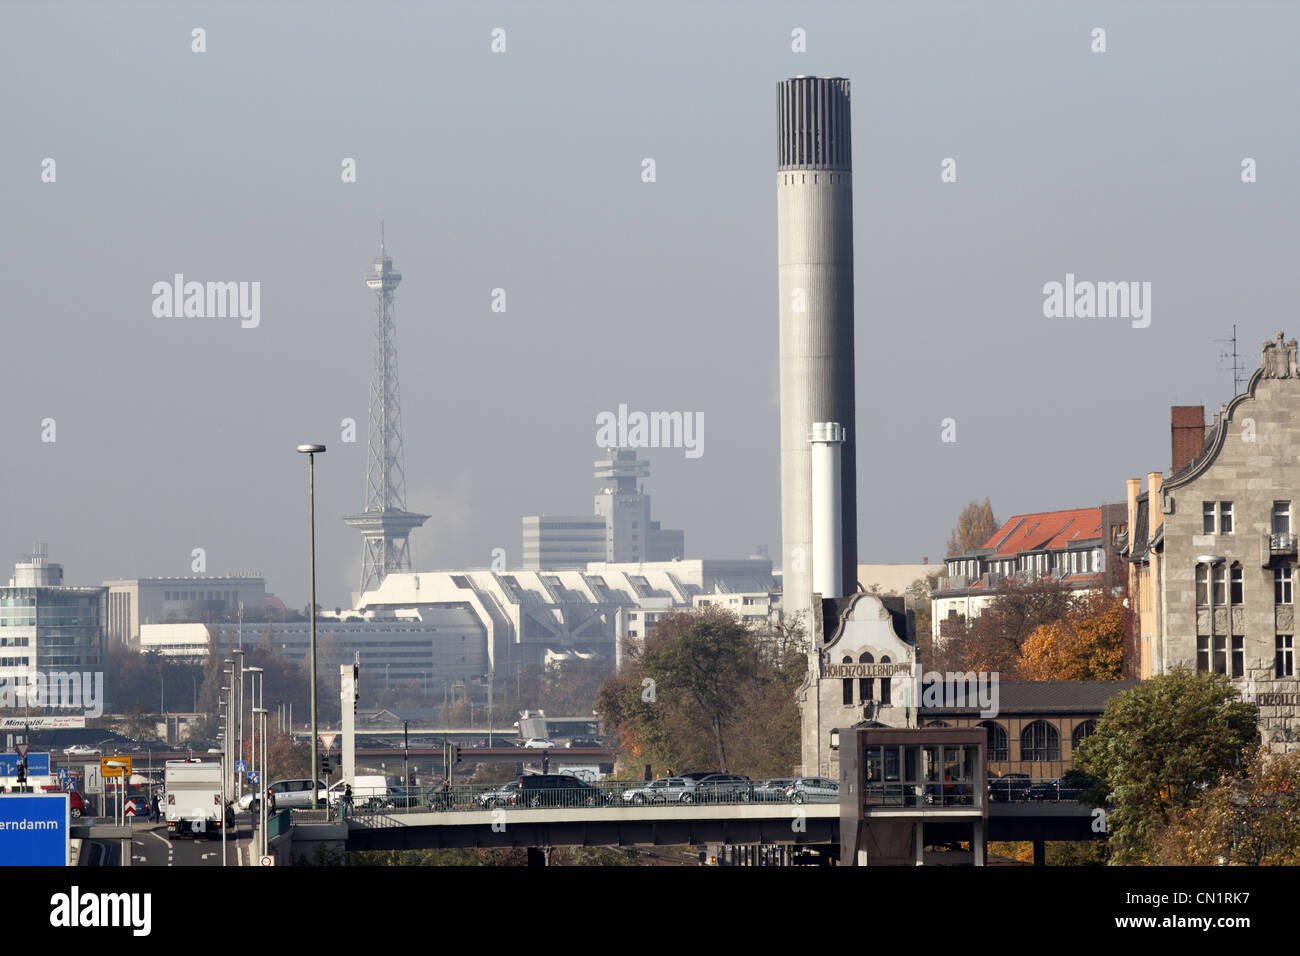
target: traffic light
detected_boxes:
[451,745,461,765]
[15,760,26,785]
[322,755,332,773]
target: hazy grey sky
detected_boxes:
[3,2,1297,610]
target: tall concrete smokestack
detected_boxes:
[777,76,858,630]
[809,422,846,600]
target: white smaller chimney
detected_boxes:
[808,422,846,600]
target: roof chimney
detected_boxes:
[1171,405,1206,472]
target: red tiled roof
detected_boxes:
[980,508,1106,556]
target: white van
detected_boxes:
[328,775,390,808]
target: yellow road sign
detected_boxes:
[100,756,132,777]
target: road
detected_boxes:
[117,813,254,866]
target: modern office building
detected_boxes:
[103,574,266,645]
[216,609,486,695]
[521,516,606,569]
[0,550,106,686]
[1124,333,1300,752]
[522,449,685,570]
[777,76,859,627]
[138,623,212,662]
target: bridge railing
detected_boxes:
[332,775,1095,824]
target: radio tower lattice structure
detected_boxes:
[344,226,429,597]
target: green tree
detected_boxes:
[598,607,805,776]
[946,498,997,556]
[1075,669,1258,864]
[1152,744,1300,865]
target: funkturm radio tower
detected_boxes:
[344,226,429,597]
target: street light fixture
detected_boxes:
[297,442,326,811]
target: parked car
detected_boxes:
[565,737,602,749]
[694,773,754,803]
[786,777,839,804]
[41,785,85,818]
[249,778,327,812]
[63,744,101,756]
[753,778,797,802]
[1027,770,1100,803]
[523,738,556,750]
[476,780,519,809]
[621,777,698,805]
[510,774,608,808]
[988,772,1033,802]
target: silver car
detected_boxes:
[786,777,839,804]
[621,777,698,805]
[753,778,797,802]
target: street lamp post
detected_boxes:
[233,648,244,801]
[246,666,263,818]
[297,443,327,811]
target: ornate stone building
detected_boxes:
[1124,331,1300,752]
[796,592,918,779]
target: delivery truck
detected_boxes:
[163,759,226,840]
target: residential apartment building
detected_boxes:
[930,505,1127,641]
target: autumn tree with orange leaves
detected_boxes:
[1018,594,1127,680]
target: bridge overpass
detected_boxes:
[279,795,1102,865]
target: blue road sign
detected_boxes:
[235,760,247,773]
[0,794,69,866]
[247,770,259,784]
[56,767,68,782]
[0,753,50,776]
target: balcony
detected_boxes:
[1262,533,1297,566]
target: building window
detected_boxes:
[1204,501,1234,534]
[880,656,892,706]
[1197,564,1210,606]
[858,652,873,701]
[1231,635,1244,678]
[1274,502,1292,535]
[1212,635,1228,675]
[1071,719,1098,752]
[977,720,1009,762]
[1277,635,1294,678]
[1230,563,1243,605]
[1020,721,1061,762]
[842,656,853,706]
[1213,564,1227,606]
[1277,567,1293,605]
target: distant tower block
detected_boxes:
[344,227,429,597]
[777,77,858,629]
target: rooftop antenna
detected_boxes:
[1217,324,1246,396]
